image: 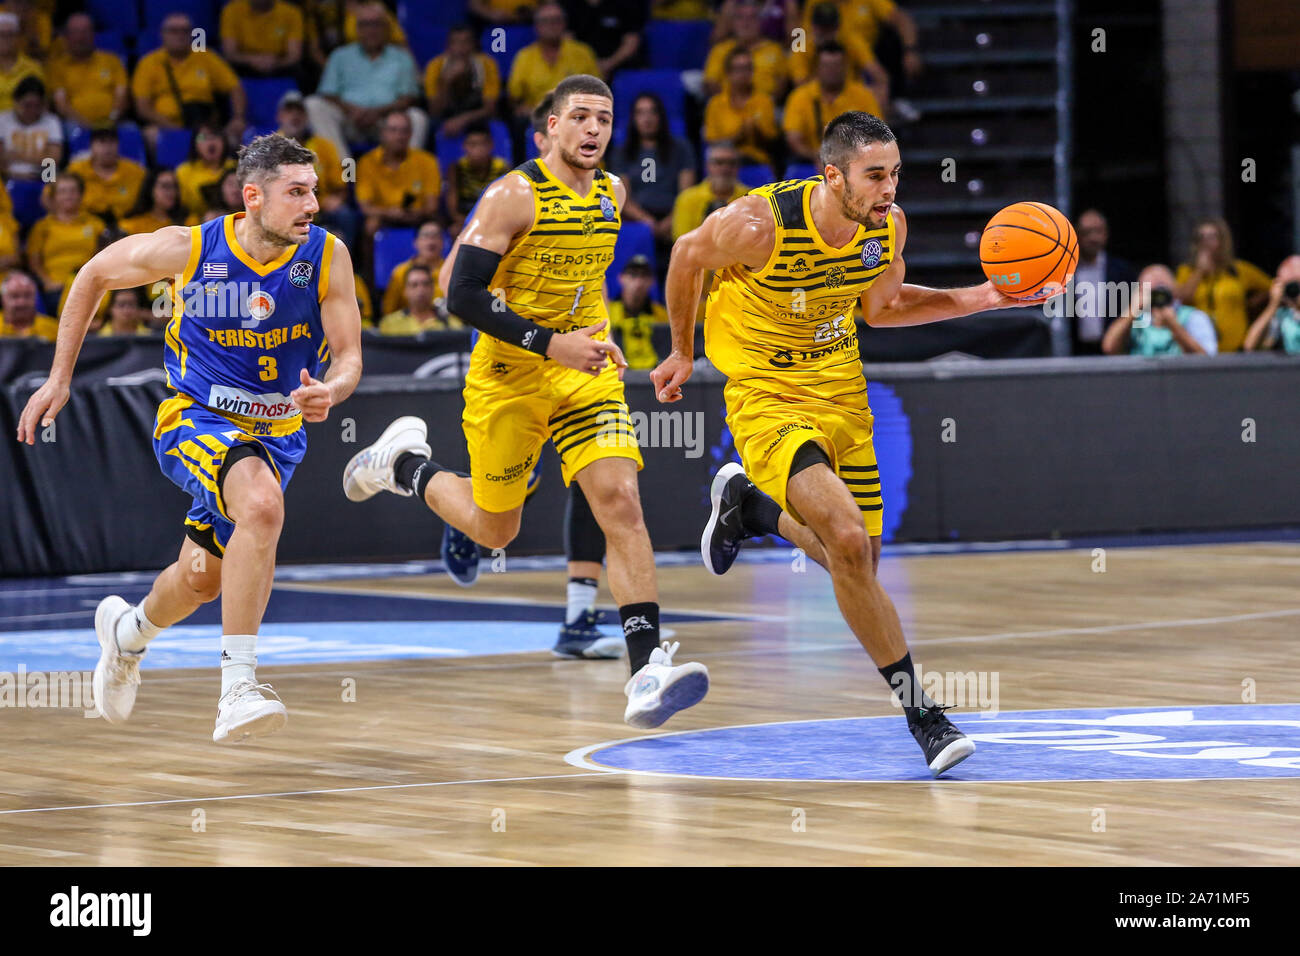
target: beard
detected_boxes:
[557,143,602,170]
[249,207,307,247]
[839,182,885,229]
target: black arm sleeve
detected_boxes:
[447,244,556,357]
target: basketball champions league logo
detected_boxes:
[861,239,884,269]
[289,260,314,288]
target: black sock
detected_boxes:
[394,452,454,500]
[878,652,937,722]
[620,601,660,673]
[740,486,783,537]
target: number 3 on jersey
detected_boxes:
[258,356,278,381]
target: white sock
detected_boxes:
[116,603,163,653]
[566,578,598,625]
[220,634,258,696]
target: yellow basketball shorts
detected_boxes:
[723,379,883,536]
[462,342,644,512]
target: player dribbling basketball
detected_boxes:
[652,112,1050,775]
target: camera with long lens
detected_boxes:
[1148,286,1174,309]
[1284,280,1300,301]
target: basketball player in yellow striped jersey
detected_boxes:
[346,75,709,729]
[653,112,1047,776]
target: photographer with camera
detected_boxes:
[1243,256,1300,354]
[1102,264,1218,357]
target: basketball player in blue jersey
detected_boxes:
[17,134,364,743]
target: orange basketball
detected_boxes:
[979,201,1078,300]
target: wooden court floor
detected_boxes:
[2,541,1298,866]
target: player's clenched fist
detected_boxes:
[650,350,692,403]
[16,377,70,445]
[290,368,332,422]
[546,320,628,379]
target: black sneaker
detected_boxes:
[441,523,480,587]
[552,609,624,659]
[701,462,753,576]
[909,705,976,778]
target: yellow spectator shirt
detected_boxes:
[507,39,599,110]
[65,158,147,222]
[47,51,127,125]
[672,180,748,241]
[220,0,304,58]
[355,147,442,211]
[703,39,788,99]
[28,212,105,286]
[783,79,882,154]
[132,49,241,124]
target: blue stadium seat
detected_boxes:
[434,133,464,170]
[66,125,92,160]
[143,0,216,38]
[613,70,686,119]
[646,19,712,71]
[155,128,194,169]
[96,31,129,60]
[405,20,448,68]
[7,180,45,231]
[402,0,467,31]
[480,25,534,78]
[737,163,774,189]
[784,163,820,180]
[242,77,298,131]
[242,124,276,144]
[525,133,540,160]
[87,0,138,35]
[605,220,656,301]
[374,228,417,291]
[117,124,147,165]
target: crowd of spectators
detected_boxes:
[0,1,1292,365]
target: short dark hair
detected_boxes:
[532,90,555,136]
[14,75,44,101]
[58,171,85,194]
[816,40,846,61]
[236,133,317,187]
[819,111,895,173]
[405,263,433,282]
[463,119,492,140]
[550,74,612,117]
[90,126,118,144]
[811,2,840,29]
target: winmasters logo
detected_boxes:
[208,385,297,419]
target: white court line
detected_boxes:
[274,581,786,622]
[0,772,605,817]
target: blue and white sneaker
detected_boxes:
[441,523,480,587]
[552,609,624,659]
[623,641,709,729]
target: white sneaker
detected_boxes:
[92,595,144,723]
[213,679,288,744]
[623,641,709,729]
[343,416,432,502]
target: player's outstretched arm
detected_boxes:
[652,195,773,403]
[293,236,364,423]
[861,206,1049,328]
[16,226,193,445]
[447,174,624,375]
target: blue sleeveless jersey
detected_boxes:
[163,213,334,432]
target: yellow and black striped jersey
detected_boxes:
[487,157,619,352]
[705,176,895,399]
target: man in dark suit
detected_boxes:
[1070,208,1138,355]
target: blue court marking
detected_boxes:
[566,705,1300,782]
[0,575,720,669]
